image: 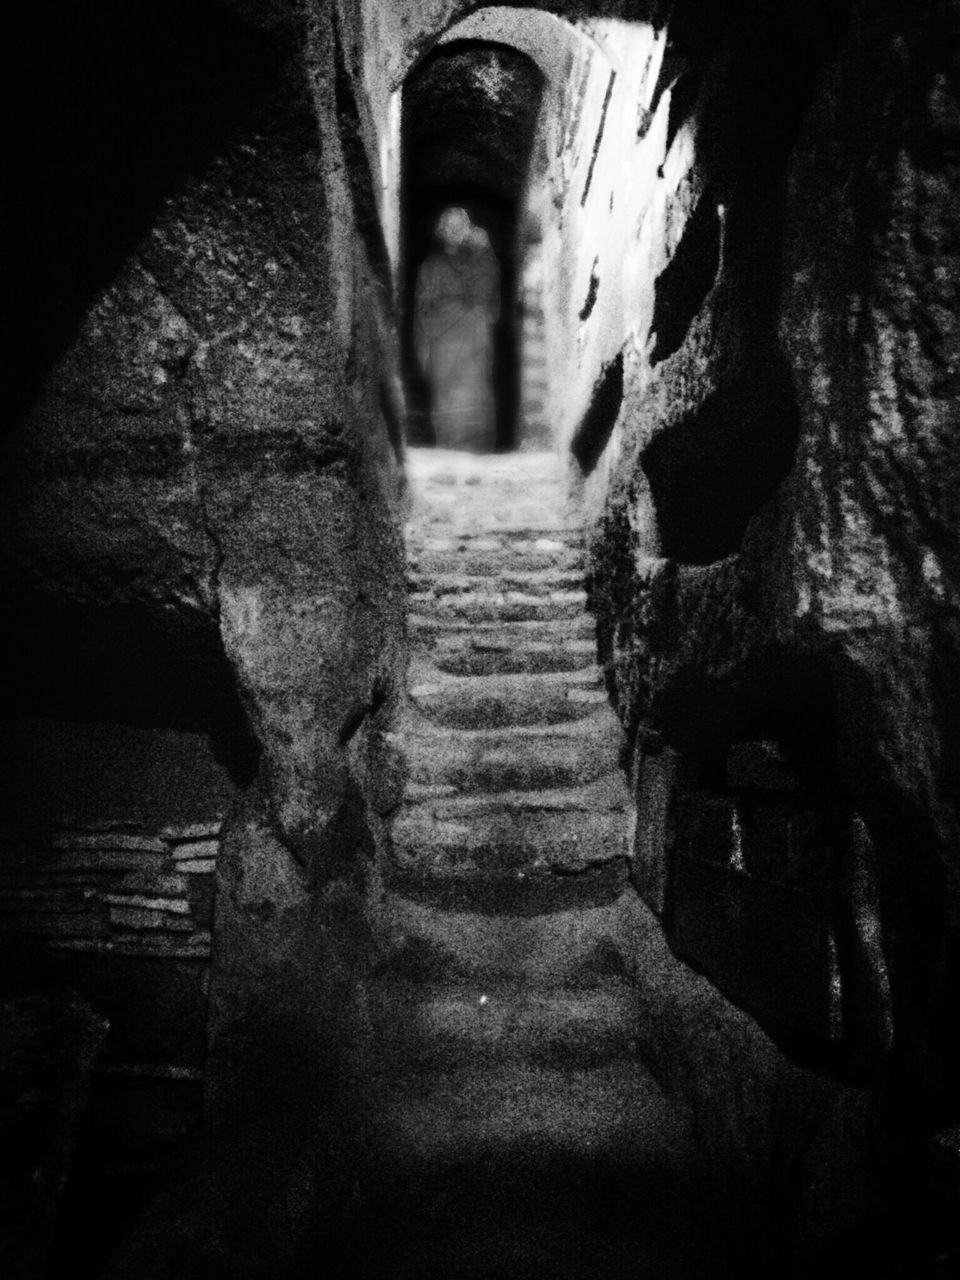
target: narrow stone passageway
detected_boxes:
[349,447,717,1278]
[3,3,958,1277]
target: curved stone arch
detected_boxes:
[373,4,618,273]
[433,6,611,89]
[371,2,612,93]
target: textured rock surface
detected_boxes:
[774,0,960,1104]
[584,0,960,1248]
[3,0,407,1147]
[4,0,957,1273]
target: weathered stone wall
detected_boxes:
[583,1,838,1038]
[2,0,408,1174]
[586,0,960,1186]
[4,0,957,1268]
[776,0,960,1097]
[522,18,668,462]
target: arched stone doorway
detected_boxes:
[397,8,650,457]
[400,35,544,451]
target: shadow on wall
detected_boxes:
[571,351,624,476]
[648,195,724,367]
[640,355,800,565]
[7,0,287,425]
[1,597,259,786]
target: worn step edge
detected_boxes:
[399,775,629,815]
[429,638,596,657]
[383,860,629,917]
[407,571,585,595]
[389,823,627,875]
[409,531,584,552]
[429,645,598,678]
[407,664,602,693]
[379,889,637,982]
[389,708,619,746]
[409,615,596,641]
[408,589,587,609]
[409,544,584,566]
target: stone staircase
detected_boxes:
[387,448,629,916]
[357,449,713,1279]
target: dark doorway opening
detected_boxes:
[400,40,544,452]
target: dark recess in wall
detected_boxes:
[640,363,798,565]
[655,650,839,777]
[571,351,624,475]
[649,194,721,365]
[8,0,290,425]
[665,67,704,153]
[1,597,259,786]
[647,0,726,126]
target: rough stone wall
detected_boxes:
[774,0,960,1125]
[522,19,668,461]
[3,0,407,1152]
[587,0,959,1174]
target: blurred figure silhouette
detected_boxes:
[414,207,500,452]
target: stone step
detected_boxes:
[407,589,588,624]
[400,774,628,816]
[409,548,583,577]
[407,667,608,730]
[409,462,567,483]
[411,502,571,528]
[384,860,629,916]
[409,530,583,553]
[408,614,596,646]
[392,712,621,793]
[367,977,641,1071]
[409,537,584,563]
[429,635,597,678]
[379,889,638,983]
[411,515,582,540]
[406,568,585,597]
[406,450,562,484]
[406,478,580,519]
[409,469,566,494]
[412,473,564,497]
[390,805,627,878]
